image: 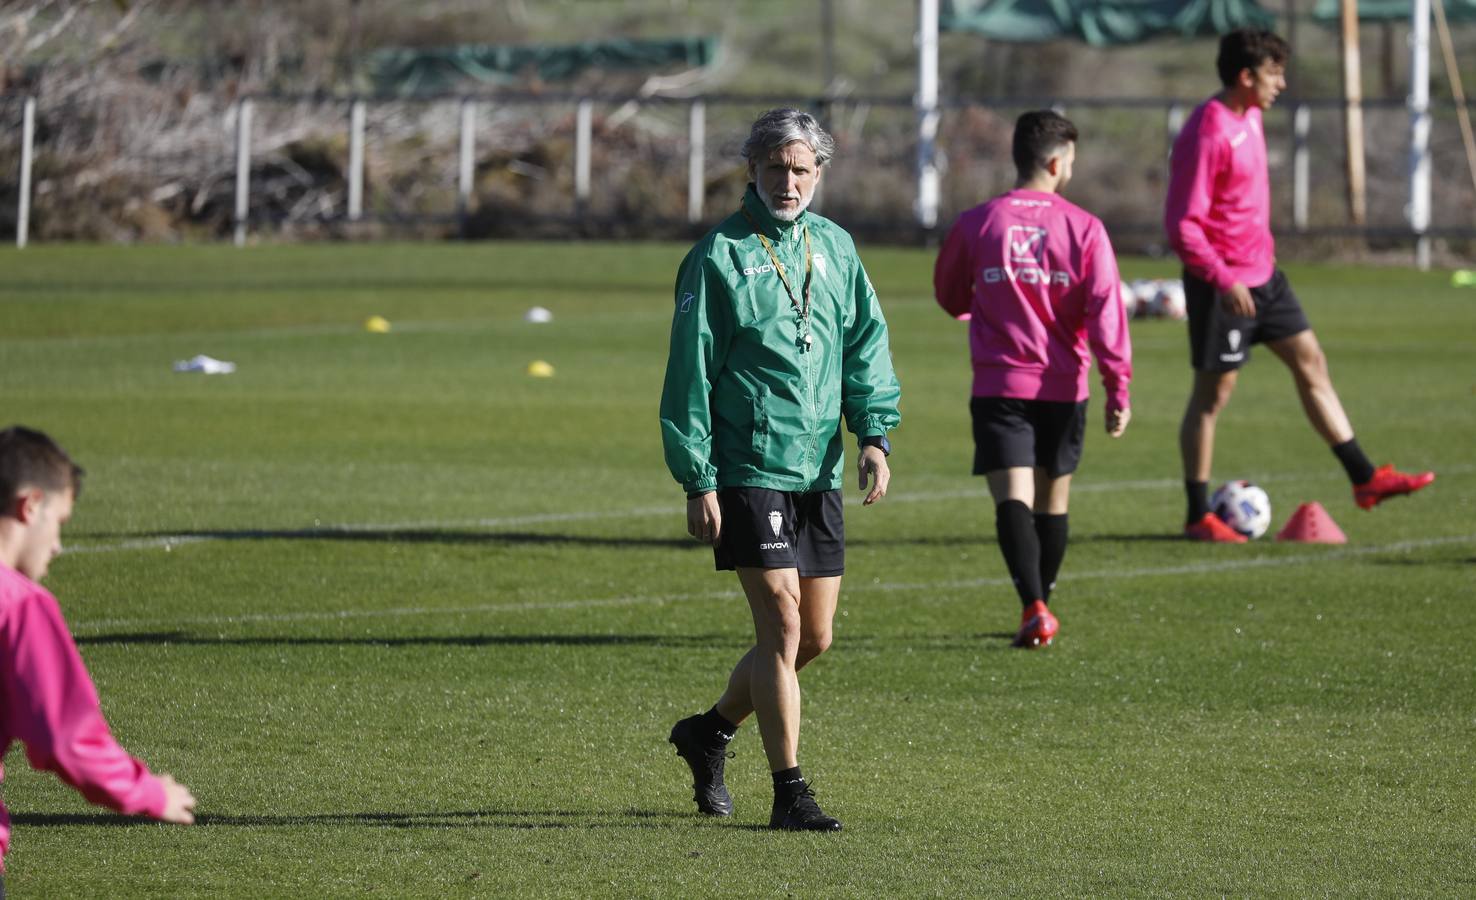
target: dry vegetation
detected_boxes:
[0,0,1471,250]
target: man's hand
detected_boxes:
[686,492,722,546]
[159,774,196,824]
[1106,406,1131,438]
[857,445,890,505]
[1218,282,1255,318]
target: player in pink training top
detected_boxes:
[0,426,196,883]
[935,110,1132,648]
[1166,29,1434,543]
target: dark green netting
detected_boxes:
[940,0,1277,45]
[1310,0,1476,21]
[368,36,719,97]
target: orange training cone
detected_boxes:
[1275,501,1347,544]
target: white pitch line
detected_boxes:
[67,534,1473,633]
[66,464,1472,558]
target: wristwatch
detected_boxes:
[860,434,891,457]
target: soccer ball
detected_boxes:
[1211,480,1272,539]
[1128,279,1159,318]
[1152,279,1187,320]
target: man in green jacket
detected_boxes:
[660,108,901,832]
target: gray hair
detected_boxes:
[741,108,835,168]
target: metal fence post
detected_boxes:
[458,98,476,224]
[233,98,252,248]
[17,97,35,249]
[1293,104,1311,232]
[1166,102,1185,157]
[915,0,941,231]
[687,100,705,224]
[1409,0,1433,270]
[575,99,592,211]
[348,99,366,221]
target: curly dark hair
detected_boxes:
[1217,29,1290,88]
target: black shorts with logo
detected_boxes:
[713,487,844,577]
[971,396,1087,478]
[1186,268,1311,372]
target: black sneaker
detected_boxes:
[668,715,733,816]
[769,783,842,832]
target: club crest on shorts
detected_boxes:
[1228,328,1241,352]
[768,510,783,538]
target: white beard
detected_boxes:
[762,189,812,222]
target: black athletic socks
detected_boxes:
[772,766,806,797]
[1185,480,1210,525]
[1035,513,1069,601]
[698,707,737,743]
[1332,438,1377,486]
[996,499,1044,605]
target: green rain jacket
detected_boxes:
[660,186,902,496]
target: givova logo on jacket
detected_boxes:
[985,225,1069,287]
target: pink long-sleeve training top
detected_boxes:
[934,189,1132,412]
[0,563,166,868]
[1164,97,1277,293]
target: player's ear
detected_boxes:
[8,489,40,525]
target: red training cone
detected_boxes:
[1275,501,1347,544]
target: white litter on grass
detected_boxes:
[172,354,236,375]
[523,306,553,324]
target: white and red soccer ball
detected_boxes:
[1121,278,1187,320]
[1211,480,1272,539]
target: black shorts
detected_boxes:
[971,396,1087,478]
[713,487,844,576]
[1186,268,1311,372]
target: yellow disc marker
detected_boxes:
[526,360,555,378]
[364,315,392,333]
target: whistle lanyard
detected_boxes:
[741,208,813,324]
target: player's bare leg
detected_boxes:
[1180,368,1239,482]
[714,575,838,727]
[1180,369,1248,541]
[735,566,806,770]
[1035,468,1071,515]
[1267,330,1435,507]
[1266,330,1353,444]
[725,567,843,830]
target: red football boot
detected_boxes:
[1354,465,1436,510]
[1184,512,1248,543]
[1014,600,1059,649]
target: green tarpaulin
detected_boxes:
[1311,0,1476,21]
[940,0,1277,45]
[369,36,719,97]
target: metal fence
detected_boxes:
[4,89,1475,257]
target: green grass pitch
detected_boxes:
[1,242,1473,896]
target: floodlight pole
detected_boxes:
[1293,105,1312,232]
[1409,0,1432,270]
[575,99,592,212]
[233,98,252,248]
[916,0,941,233]
[348,99,366,221]
[17,96,35,249]
[458,98,476,228]
[687,100,706,224]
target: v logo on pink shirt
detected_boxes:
[1007,225,1047,263]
